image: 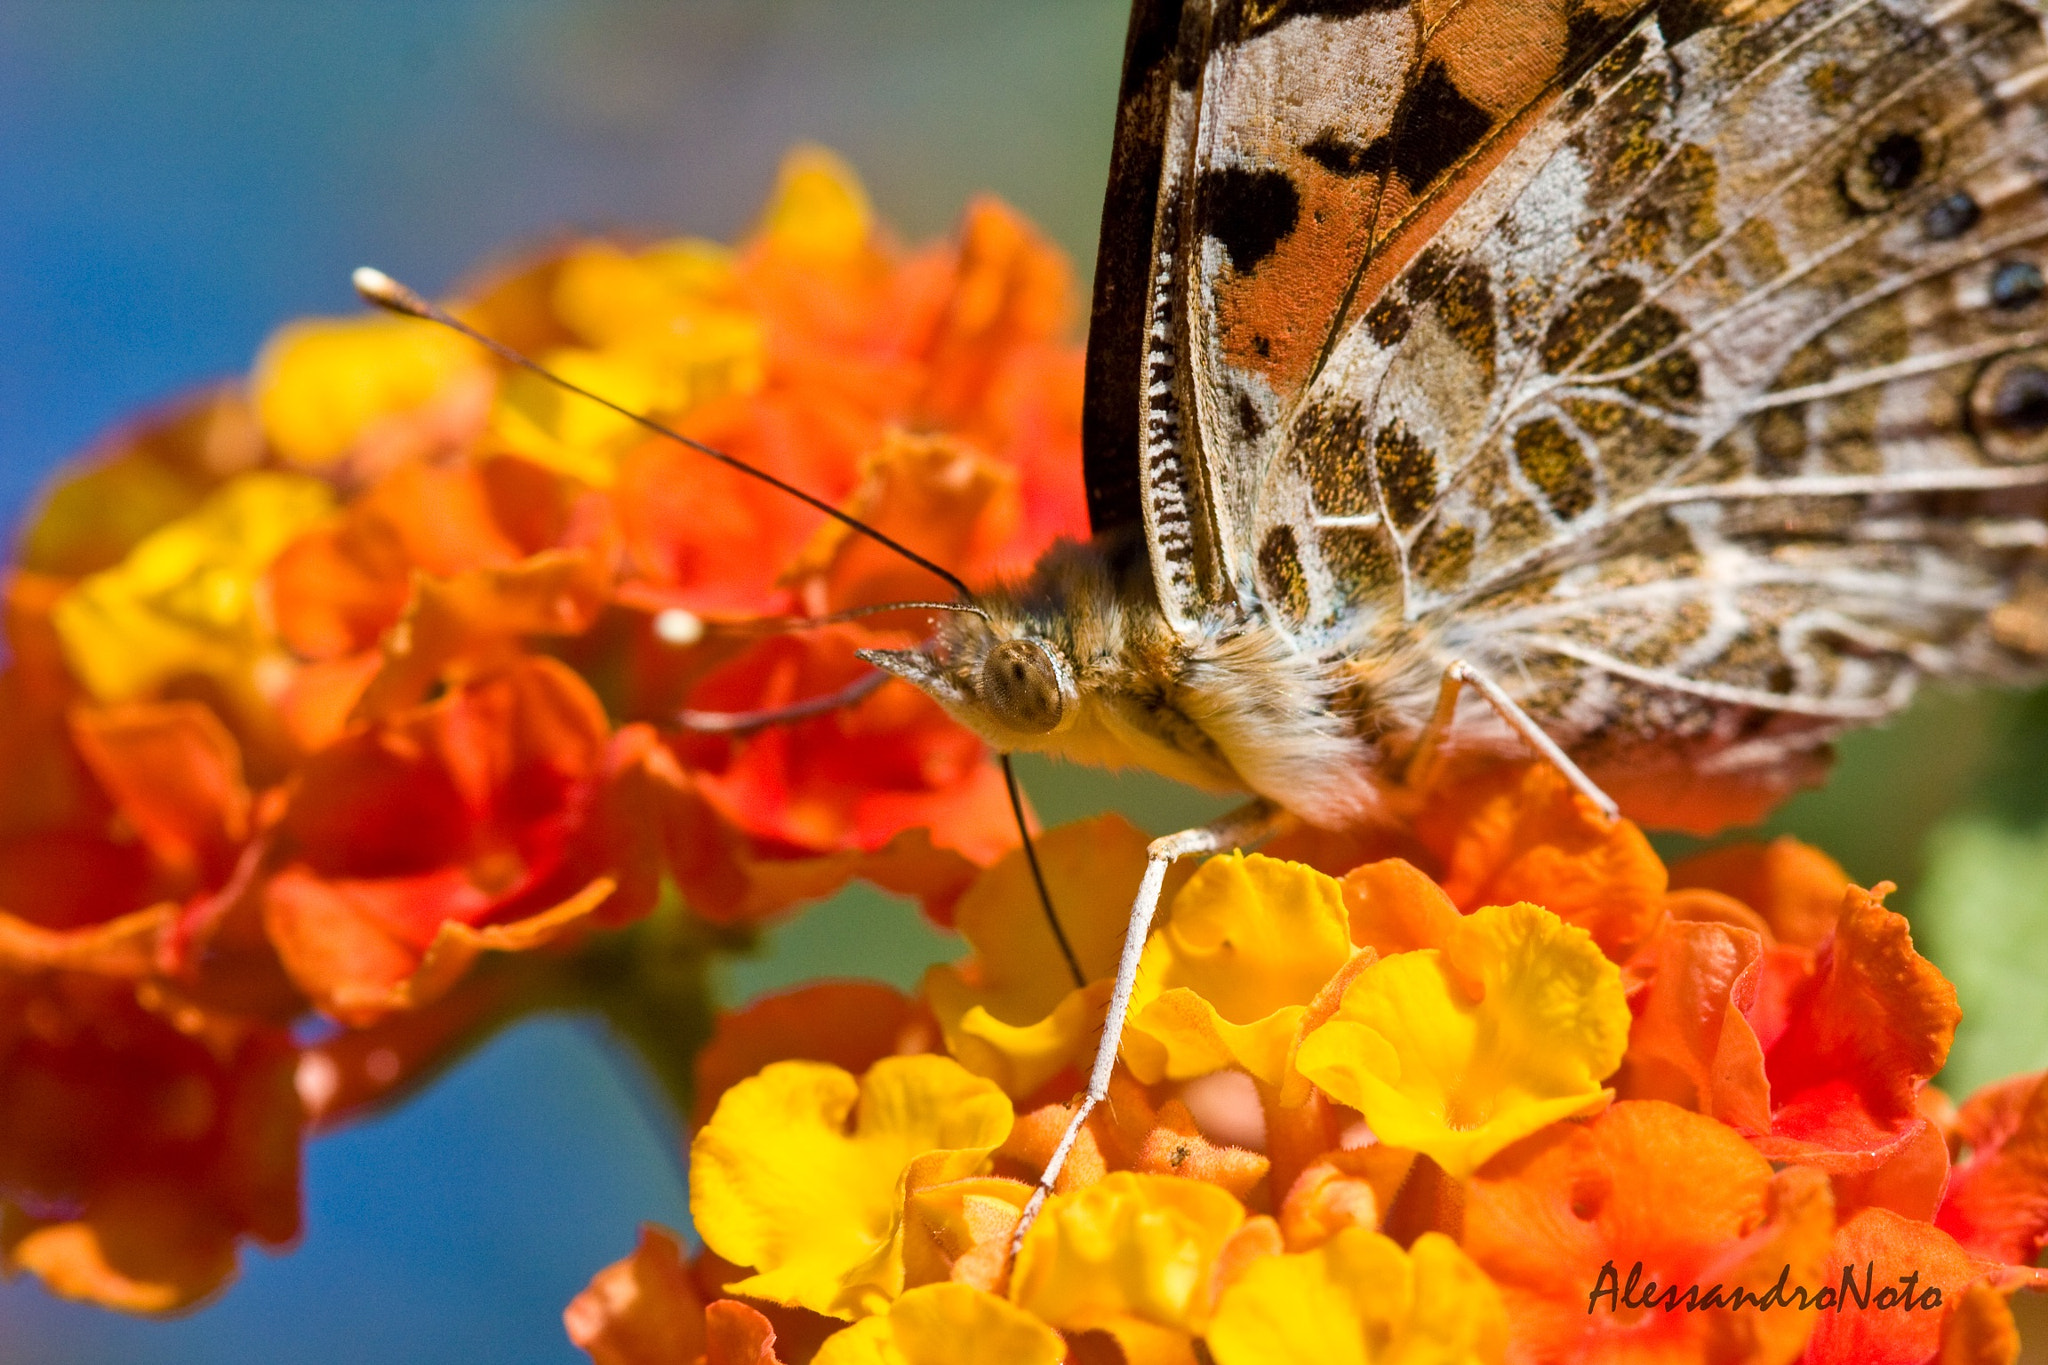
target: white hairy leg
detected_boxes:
[1404,660,1620,823]
[1009,799,1293,1256]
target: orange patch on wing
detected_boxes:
[1212,165,1410,400]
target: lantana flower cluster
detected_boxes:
[575,768,2048,1365]
[0,148,1083,1311]
[4,144,2045,1364]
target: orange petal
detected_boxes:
[1417,763,1667,961]
[352,550,613,720]
[1833,1117,1951,1223]
[918,197,1073,434]
[1584,736,1831,835]
[808,433,1020,612]
[1612,918,1773,1134]
[1277,1148,1412,1251]
[0,984,301,1313]
[0,903,170,977]
[3,1185,241,1316]
[564,1225,708,1365]
[1668,837,1850,950]
[1465,1100,1829,1362]
[1756,886,1958,1171]
[1800,1209,2045,1365]
[1129,1100,1270,1200]
[704,1299,788,1365]
[1337,858,1461,958]
[68,701,251,893]
[1936,1281,2023,1365]
[263,658,644,1018]
[1938,1071,2048,1265]
[300,876,611,1026]
[900,1175,1032,1293]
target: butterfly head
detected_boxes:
[852,537,1160,753]
[858,611,1082,748]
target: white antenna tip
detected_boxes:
[351,266,427,317]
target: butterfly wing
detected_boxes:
[1084,0,1663,632]
[1225,0,2048,809]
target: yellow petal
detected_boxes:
[491,347,674,487]
[1205,1229,1506,1365]
[1295,902,1628,1178]
[814,1283,1064,1365]
[546,241,765,417]
[1125,854,1353,1087]
[1010,1171,1245,1353]
[923,815,1150,1098]
[689,1056,1012,1320]
[253,314,483,468]
[550,239,739,347]
[758,145,874,264]
[812,1316,901,1365]
[52,471,335,702]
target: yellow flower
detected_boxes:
[253,314,484,468]
[1010,1171,1245,1365]
[491,233,764,488]
[1206,1229,1506,1365]
[813,1283,1064,1365]
[1124,853,1356,1088]
[549,238,740,347]
[52,472,335,703]
[1294,902,1627,1178]
[488,152,872,489]
[688,1056,1012,1320]
[491,346,680,487]
[922,815,1149,1098]
[758,144,875,263]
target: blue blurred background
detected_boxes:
[4,3,2046,1361]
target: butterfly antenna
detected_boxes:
[1002,754,1084,989]
[351,267,982,606]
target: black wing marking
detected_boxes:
[1082,0,1190,541]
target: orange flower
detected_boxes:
[267,457,548,663]
[564,1224,712,1365]
[1667,837,1852,951]
[1464,1101,1833,1364]
[665,626,1012,924]
[1613,916,1775,1133]
[0,976,301,1313]
[1415,763,1668,962]
[0,688,157,940]
[563,1225,824,1365]
[1936,1071,2048,1267]
[1797,1208,2045,1365]
[258,658,654,1023]
[1751,885,1958,1173]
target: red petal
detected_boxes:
[1938,1072,2048,1266]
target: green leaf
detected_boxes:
[1918,814,2048,1097]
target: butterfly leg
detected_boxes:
[1404,660,1619,822]
[1009,798,1293,1257]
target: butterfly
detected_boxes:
[849,0,2048,1233]
[361,0,2048,1246]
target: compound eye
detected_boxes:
[979,638,1070,734]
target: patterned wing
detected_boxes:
[1084,0,1663,631]
[1250,0,2048,791]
